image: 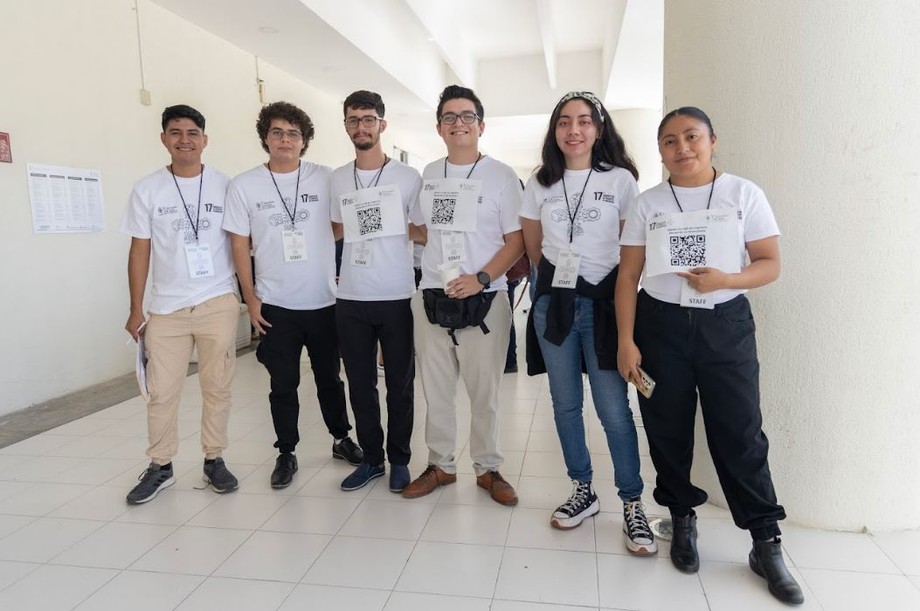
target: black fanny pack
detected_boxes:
[422,288,496,345]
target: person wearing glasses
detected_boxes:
[330,91,423,493]
[121,104,241,504]
[615,107,802,604]
[223,101,362,490]
[520,92,656,555]
[403,85,524,505]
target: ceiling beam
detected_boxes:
[535,0,557,90]
[403,0,477,87]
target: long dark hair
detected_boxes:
[536,92,638,187]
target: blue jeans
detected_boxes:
[533,294,643,501]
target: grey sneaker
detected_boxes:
[126,463,175,505]
[203,457,238,493]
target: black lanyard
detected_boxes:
[353,156,390,190]
[268,161,301,229]
[668,167,717,212]
[561,168,594,243]
[443,153,483,179]
[170,164,204,241]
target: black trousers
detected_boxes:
[256,303,350,453]
[634,290,785,539]
[335,298,414,466]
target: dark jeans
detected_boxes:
[256,303,350,453]
[336,298,414,466]
[634,290,785,540]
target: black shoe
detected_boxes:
[203,457,238,493]
[332,436,363,466]
[126,463,175,505]
[271,452,298,489]
[749,538,805,605]
[670,513,700,573]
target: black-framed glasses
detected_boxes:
[439,112,480,125]
[267,128,303,141]
[345,116,382,128]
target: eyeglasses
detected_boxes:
[267,128,303,141]
[439,112,480,125]
[344,116,382,128]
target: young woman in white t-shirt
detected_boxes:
[615,107,803,605]
[521,91,656,556]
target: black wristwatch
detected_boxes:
[476,271,491,289]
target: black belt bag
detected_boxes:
[422,288,496,345]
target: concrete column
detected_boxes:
[665,0,920,531]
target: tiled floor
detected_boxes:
[0,325,918,610]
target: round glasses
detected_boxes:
[267,128,303,141]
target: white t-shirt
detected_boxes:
[120,166,236,315]
[621,172,781,304]
[520,166,638,285]
[330,159,421,301]
[223,162,336,310]
[409,155,523,292]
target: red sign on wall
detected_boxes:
[0,133,11,163]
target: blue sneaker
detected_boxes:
[389,464,411,493]
[341,462,385,491]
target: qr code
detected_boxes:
[670,234,706,267]
[357,206,382,236]
[431,197,456,224]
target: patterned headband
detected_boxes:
[556,91,605,123]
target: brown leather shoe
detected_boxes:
[401,465,456,499]
[476,470,518,506]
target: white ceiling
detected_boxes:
[151,0,662,172]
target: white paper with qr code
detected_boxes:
[419,178,481,232]
[645,209,740,278]
[340,186,405,243]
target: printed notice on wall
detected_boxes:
[27,164,105,233]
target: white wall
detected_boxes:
[666,0,920,531]
[0,0,426,416]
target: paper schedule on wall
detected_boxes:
[27,163,105,233]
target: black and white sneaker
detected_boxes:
[623,498,658,555]
[126,463,175,505]
[550,480,600,530]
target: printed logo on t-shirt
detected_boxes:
[155,205,179,216]
[171,217,212,243]
[268,209,310,227]
[256,200,275,211]
[550,202,601,239]
[206,203,223,213]
[593,191,616,204]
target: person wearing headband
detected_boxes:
[521,91,656,555]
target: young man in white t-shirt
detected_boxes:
[121,105,241,504]
[223,101,361,490]
[330,90,423,493]
[403,85,524,506]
